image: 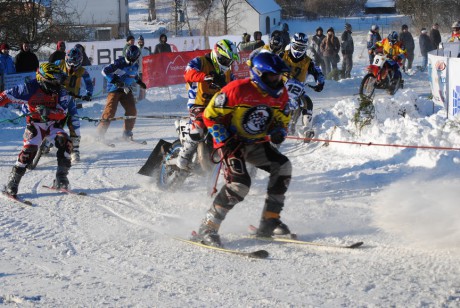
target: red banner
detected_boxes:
[142,50,252,88]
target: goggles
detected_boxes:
[291,43,307,52]
[217,54,234,67]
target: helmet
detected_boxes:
[290,32,308,59]
[250,52,290,98]
[388,31,399,45]
[65,47,83,70]
[371,24,379,31]
[452,21,460,30]
[138,35,144,41]
[36,63,66,94]
[125,45,141,64]
[269,30,284,53]
[211,39,239,73]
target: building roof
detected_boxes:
[245,0,281,14]
[365,0,395,8]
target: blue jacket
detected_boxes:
[102,57,140,93]
[0,53,16,74]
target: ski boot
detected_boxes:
[256,218,291,238]
[194,205,228,247]
[176,140,198,171]
[54,165,70,189]
[122,130,133,141]
[4,166,26,197]
[70,136,81,162]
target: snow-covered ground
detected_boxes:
[1,0,459,306]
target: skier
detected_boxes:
[367,25,382,65]
[175,39,239,170]
[54,47,93,162]
[370,31,407,92]
[281,32,325,139]
[96,45,146,142]
[194,52,292,247]
[1,63,75,197]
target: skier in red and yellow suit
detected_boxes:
[193,52,293,248]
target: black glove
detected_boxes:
[81,95,92,101]
[137,80,147,89]
[312,83,324,92]
[269,127,286,145]
[205,71,227,89]
[111,75,125,88]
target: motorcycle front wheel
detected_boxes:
[157,139,188,191]
[359,73,377,100]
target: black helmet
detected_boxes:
[125,45,140,64]
[269,30,284,53]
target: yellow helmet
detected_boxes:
[211,39,239,73]
[36,63,66,94]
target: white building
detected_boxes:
[68,0,129,40]
[232,0,282,35]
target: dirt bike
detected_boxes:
[143,118,216,191]
[285,78,315,141]
[359,53,403,100]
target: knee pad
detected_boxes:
[23,124,38,141]
[18,146,38,165]
[54,133,69,149]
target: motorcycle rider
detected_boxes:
[176,39,239,170]
[370,31,406,92]
[281,32,325,140]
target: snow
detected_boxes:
[245,0,281,15]
[365,0,396,8]
[1,0,460,306]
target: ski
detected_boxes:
[42,185,87,196]
[1,191,34,206]
[173,232,269,259]
[249,225,363,249]
[115,137,147,145]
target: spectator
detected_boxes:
[320,27,340,80]
[75,44,92,66]
[137,35,150,101]
[0,43,16,75]
[154,34,172,54]
[399,24,415,72]
[253,31,265,49]
[367,25,382,64]
[15,40,39,73]
[340,23,354,79]
[49,41,66,63]
[419,28,434,71]
[448,21,460,42]
[429,23,442,49]
[280,23,290,50]
[122,35,135,57]
[310,27,326,73]
[238,33,253,51]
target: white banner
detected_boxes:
[67,36,205,66]
[427,53,448,110]
[447,57,460,117]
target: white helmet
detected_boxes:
[371,25,379,31]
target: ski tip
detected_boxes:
[251,250,270,259]
[348,242,364,249]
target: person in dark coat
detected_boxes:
[280,23,290,50]
[0,43,16,75]
[320,27,340,79]
[49,41,66,63]
[154,34,172,54]
[75,44,92,66]
[399,24,415,71]
[419,28,435,71]
[429,23,441,49]
[310,27,326,73]
[340,23,354,78]
[15,41,39,73]
[253,31,265,49]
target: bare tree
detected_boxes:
[0,0,86,52]
[219,0,244,34]
[189,0,216,38]
[149,0,156,21]
[396,0,460,29]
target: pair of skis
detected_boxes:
[176,226,364,259]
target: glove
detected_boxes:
[111,75,125,88]
[392,56,400,62]
[312,83,324,92]
[137,80,147,89]
[81,95,92,101]
[205,71,227,89]
[269,127,287,145]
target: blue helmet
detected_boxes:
[125,45,140,64]
[250,52,290,98]
[290,32,308,59]
[388,31,399,45]
[65,47,83,69]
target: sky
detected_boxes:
[0,0,459,306]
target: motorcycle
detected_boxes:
[359,53,403,100]
[285,78,315,141]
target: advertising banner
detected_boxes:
[427,53,448,110]
[447,57,460,117]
